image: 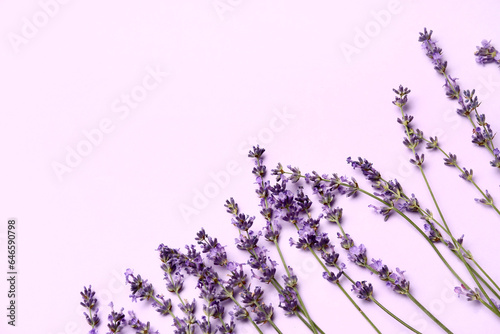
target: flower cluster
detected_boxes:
[80,285,100,333]
[475,40,500,65]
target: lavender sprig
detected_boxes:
[419,28,498,163]
[475,40,500,66]
[80,285,100,333]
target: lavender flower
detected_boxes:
[347,244,367,266]
[392,85,411,108]
[409,153,425,166]
[426,136,439,149]
[247,246,277,283]
[455,284,481,301]
[128,310,159,334]
[368,204,393,222]
[230,213,255,231]
[347,157,381,182]
[352,281,374,301]
[487,139,499,168]
[80,285,100,330]
[459,168,473,182]
[368,259,409,294]
[443,76,460,99]
[388,268,411,294]
[125,269,155,302]
[240,286,265,307]
[419,28,447,74]
[457,89,479,117]
[424,223,442,243]
[106,302,125,334]
[443,153,457,166]
[254,303,275,325]
[322,271,343,284]
[475,40,500,65]
[278,287,299,316]
[337,233,354,250]
[218,314,236,333]
[475,190,494,206]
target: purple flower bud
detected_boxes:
[352,281,374,301]
[475,40,499,65]
[455,284,481,301]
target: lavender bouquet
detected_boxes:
[78,28,500,333]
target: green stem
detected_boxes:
[471,260,500,297]
[337,282,382,334]
[406,291,453,334]
[418,166,451,235]
[370,296,422,334]
[167,309,182,327]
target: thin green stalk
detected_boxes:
[472,260,500,296]
[294,311,326,334]
[370,296,423,334]
[166,309,182,327]
[337,281,382,334]
[406,292,453,334]
[418,166,451,234]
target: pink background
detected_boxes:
[1,0,500,333]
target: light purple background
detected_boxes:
[1,0,500,333]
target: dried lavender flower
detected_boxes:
[475,40,500,65]
[107,302,126,334]
[80,285,100,331]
